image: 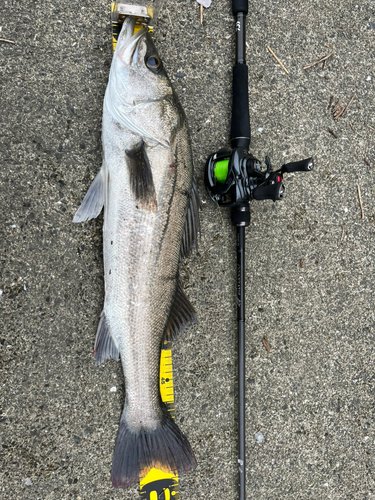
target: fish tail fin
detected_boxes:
[111,406,196,489]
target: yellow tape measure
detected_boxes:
[140,344,179,500]
[110,5,179,497]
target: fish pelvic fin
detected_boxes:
[111,406,196,489]
[73,164,106,222]
[94,311,119,366]
[163,282,196,343]
[180,176,201,258]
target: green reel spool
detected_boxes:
[214,159,229,183]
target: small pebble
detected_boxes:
[258,127,263,133]
[366,76,371,81]
[110,386,117,392]
[197,0,212,7]
[255,432,264,443]
[24,478,33,486]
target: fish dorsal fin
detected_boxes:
[163,283,196,342]
[73,164,106,222]
[94,311,119,366]
[180,176,201,259]
[125,141,157,210]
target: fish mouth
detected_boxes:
[116,17,148,67]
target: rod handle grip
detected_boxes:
[232,0,248,15]
[231,64,251,149]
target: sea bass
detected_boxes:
[73,17,199,488]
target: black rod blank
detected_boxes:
[237,225,246,500]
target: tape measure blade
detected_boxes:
[139,348,179,499]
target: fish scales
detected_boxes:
[73,17,198,489]
[103,131,191,427]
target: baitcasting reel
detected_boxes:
[205,148,313,209]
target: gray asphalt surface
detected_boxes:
[1,1,375,499]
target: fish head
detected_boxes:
[116,23,167,80]
[104,17,181,146]
[106,17,176,120]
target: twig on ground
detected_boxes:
[332,99,345,120]
[262,336,271,354]
[341,94,356,117]
[0,38,15,44]
[328,96,334,109]
[364,158,370,166]
[328,128,338,138]
[303,51,334,70]
[165,9,173,30]
[267,46,289,74]
[340,226,345,242]
[349,122,355,132]
[357,184,364,220]
[200,3,203,24]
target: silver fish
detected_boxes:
[73,17,199,488]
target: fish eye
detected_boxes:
[146,55,163,73]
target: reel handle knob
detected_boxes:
[282,157,314,173]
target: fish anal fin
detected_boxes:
[125,141,157,211]
[163,283,196,343]
[73,165,106,223]
[180,176,201,258]
[94,311,119,366]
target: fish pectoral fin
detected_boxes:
[73,164,106,223]
[180,176,201,258]
[125,141,157,211]
[163,283,196,342]
[94,311,119,366]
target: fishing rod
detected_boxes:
[204,1,313,499]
